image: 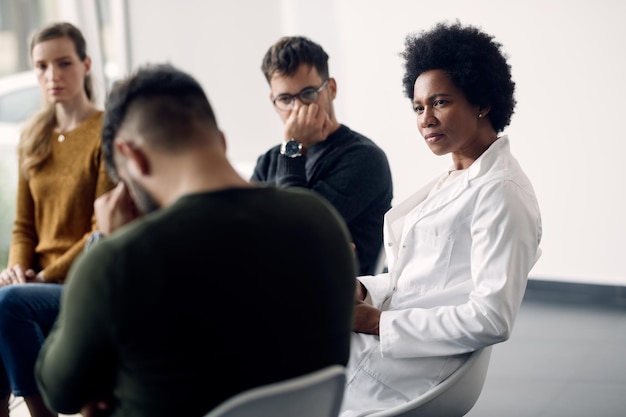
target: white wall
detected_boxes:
[124,0,626,286]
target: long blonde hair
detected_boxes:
[19,22,95,178]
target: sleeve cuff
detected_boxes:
[84,231,105,252]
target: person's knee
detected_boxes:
[0,286,19,309]
[0,286,27,328]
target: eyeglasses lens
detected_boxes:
[273,80,327,111]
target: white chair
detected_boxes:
[204,365,346,417]
[365,346,493,417]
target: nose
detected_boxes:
[45,64,59,82]
[419,107,437,128]
[291,98,303,111]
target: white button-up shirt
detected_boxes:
[341,136,542,416]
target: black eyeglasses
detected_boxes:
[272,79,329,111]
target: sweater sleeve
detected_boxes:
[36,245,116,413]
[308,144,391,224]
[7,160,36,270]
[250,144,309,187]
[378,180,541,358]
[42,233,90,283]
[274,153,308,186]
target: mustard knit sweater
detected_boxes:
[8,111,115,283]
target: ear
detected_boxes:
[114,141,151,177]
[83,55,92,75]
[219,130,227,151]
[478,105,492,118]
[328,77,337,100]
[269,91,283,117]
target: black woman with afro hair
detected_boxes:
[401,20,516,135]
[341,21,542,417]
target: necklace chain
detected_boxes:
[56,109,95,143]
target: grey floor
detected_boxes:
[466,281,626,417]
[10,281,626,417]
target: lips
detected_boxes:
[424,132,443,144]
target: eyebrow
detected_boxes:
[413,93,454,105]
[276,84,319,97]
[34,55,73,64]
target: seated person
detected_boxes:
[35,63,357,417]
[340,21,542,416]
[0,21,115,417]
[251,35,393,275]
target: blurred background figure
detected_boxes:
[0,21,115,417]
[251,35,393,276]
[35,63,356,417]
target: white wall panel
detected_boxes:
[123,0,626,286]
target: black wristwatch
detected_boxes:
[280,138,306,158]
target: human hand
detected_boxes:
[0,264,37,286]
[353,299,381,335]
[284,102,333,147]
[80,398,112,417]
[35,270,45,282]
[94,182,141,235]
[355,281,366,301]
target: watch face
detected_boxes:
[283,140,302,157]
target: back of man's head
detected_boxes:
[102,63,218,181]
[261,36,329,83]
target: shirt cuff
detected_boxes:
[84,231,105,252]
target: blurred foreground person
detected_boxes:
[35,63,356,417]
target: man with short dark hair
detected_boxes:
[252,36,393,276]
[35,63,356,417]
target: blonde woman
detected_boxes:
[0,22,114,417]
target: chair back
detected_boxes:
[366,346,493,417]
[204,365,346,417]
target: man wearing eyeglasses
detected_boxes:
[251,36,393,276]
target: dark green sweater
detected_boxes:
[36,186,356,417]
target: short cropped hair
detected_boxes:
[102,63,218,181]
[261,36,329,83]
[401,21,516,133]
